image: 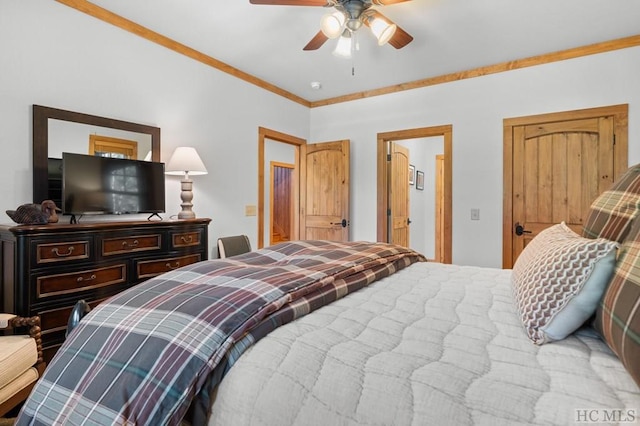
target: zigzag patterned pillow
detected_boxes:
[512,222,618,344]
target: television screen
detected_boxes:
[62,152,165,215]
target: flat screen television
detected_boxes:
[62,152,165,217]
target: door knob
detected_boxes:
[331,219,349,227]
[515,222,531,236]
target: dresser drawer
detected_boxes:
[102,234,162,256]
[38,298,107,336]
[38,296,112,365]
[36,264,127,299]
[1,218,210,362]
[136,253,202,280]
[171,230,202,248]
[36,240,91,264]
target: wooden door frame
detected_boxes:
[258,127,305,249]
[502,104,629,268]
[376,125,453,264]
[435,154,445,262]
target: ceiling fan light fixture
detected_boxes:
[369,16,397,45]
[320,11,346,39]
[332,29,352,59]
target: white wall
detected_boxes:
[0,1,309,255]
[310,47,640,267]
[2,2,639,268]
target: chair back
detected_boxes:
[217,235,251,258]
[66,300,91,338]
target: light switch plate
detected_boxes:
[471,209,480,220]
[245,205,257,216]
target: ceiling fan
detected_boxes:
[249,0,414,56]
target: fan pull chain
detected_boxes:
[351,31,358,76]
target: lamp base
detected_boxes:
[178,178,196,219]
[177,210,196,220]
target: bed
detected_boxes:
[15,165,640,425]
[208,260,638,426]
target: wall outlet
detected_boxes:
[471,208,480,220]
[245,205,257,216]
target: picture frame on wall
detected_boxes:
[416,170,425,190]
[409,164,415,185]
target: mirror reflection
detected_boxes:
[46,119,154,206]
[48,119,153,160]
[32,105,161,206]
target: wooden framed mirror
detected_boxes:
[32,105,161,204]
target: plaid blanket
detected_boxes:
[17,240,425,426]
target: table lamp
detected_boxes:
[165,147,208,219]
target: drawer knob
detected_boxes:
[165,261,181,270]
[52,246,75,257]
[77,274,97,283]
[180,235,193,244]
[122,239,139,249]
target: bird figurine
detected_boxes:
[6,200,61,225]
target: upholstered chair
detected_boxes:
[0,314,45,416]
[217,235,252,259]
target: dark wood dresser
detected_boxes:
[0,218,211,363]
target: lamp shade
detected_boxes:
[369,17,396,46]
[320,11,345,39]
[332,30,353,58]
[165,147,208,176]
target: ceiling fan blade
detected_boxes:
[250,0,329,5]
[303,30,329,50]
[388,25,413,49]
[365,10,414,49]
[371,0,411,4]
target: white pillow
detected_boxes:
[511,222,618,344]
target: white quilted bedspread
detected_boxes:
[208,262,640,426]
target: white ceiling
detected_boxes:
[87,0,640,103]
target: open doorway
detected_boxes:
[257,128,351,248]
[377,125,452,263]
[394,137,445,259]
[258,127,305,249]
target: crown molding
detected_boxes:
[55,1,640,109]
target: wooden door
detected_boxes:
[504,105,628,267]
[389,142,410,247]
[300,140,350,241]
[270,162,294,245]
